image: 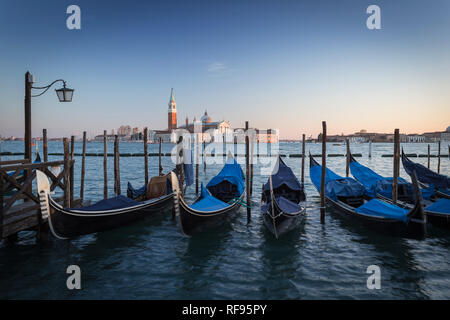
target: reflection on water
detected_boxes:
[0,141,449,299]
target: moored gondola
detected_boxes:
[309,154,426,239]
[173,156,245,236]
[261,156,306,238]
[350,150,450,229]
[36,170,178,239]
[402,149,450,199]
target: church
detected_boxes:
[153,89,232,143]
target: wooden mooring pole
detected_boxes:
[80,131,87,202]
[245,121,251,221]
[158,137,163,175]
[203,140,206,172]
[144,127,148,185]
[103,130,108,199]
[369,140,372,158]
[63,138,71,208]
[427,144,430,169]
[0,171,4,239]
[114,135,121,195]
[437,140,441,174]
[320,121,326,224]
[250,130,254,196]
[345,138,350,177]
[70,135,75,205]
[195,135,199,195]
[392,129,400,204]
[43,129,48,162]
[301,134,305,186]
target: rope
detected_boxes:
[227,198,252,208]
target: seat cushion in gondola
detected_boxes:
[66,195,140,212]
[425,198,450,214]
[354,199,408,222]
[146,175,168,199]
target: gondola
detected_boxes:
[402,149,450,199]
[260,156,306,238]
[36,170,178,239]
[173,156,245,236]
[350,150,450,229]
[309,154,426,239]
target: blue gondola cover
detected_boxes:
[127,182,147,200]
[354,199,409,222]
[263,157,302,191]
[190,184,230,212]
[206,158,245,196]
[402,152,450,190]
[67,195,140,211]
[425,198,450,214]
[310,164,365,200]
[350,159,431,200]
[261,196,302,214]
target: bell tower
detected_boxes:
[168,88,177,130]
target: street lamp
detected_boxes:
[24,71,74,161]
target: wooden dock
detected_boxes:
[0,141,77,240]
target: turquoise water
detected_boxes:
[0,141,449,299]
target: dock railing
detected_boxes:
[0,158,74,239]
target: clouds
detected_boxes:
[207,61,233,76]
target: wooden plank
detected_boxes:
[0,160,64,172]
[0,159,29,166]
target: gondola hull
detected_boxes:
[175,193,244,236]
[36,169,175,239]
[261,200,305,238]
[309,155,426,239]
[47,194,174,239]
[325,196,426,239]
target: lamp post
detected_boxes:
[24,71,74,160]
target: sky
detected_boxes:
[0,0,449,139]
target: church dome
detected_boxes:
[201,110,212,123]
[446,126,450,132]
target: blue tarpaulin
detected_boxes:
[325,178,366,201]
[355,199,409,222]
[67,195,140,211]
[127,182,147,199]
[426,198,450,214]
[350,159,431,200]
[310,163,365,200]
[206,158,245,196]
[190,184,230,212]
[261,195,303,214]
[263,157,303,191]
[402,152,450,190]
